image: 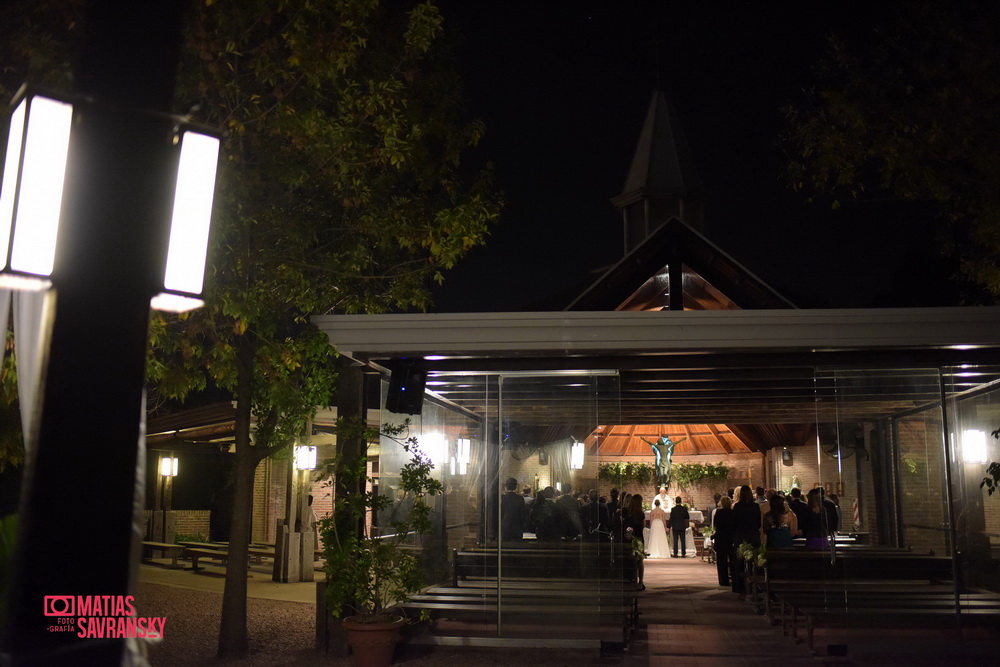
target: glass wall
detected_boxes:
[377,371,624,645]
[945,366,1000,593]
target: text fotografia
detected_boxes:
[43,595,166,639]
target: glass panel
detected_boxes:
[495,372,622,642]
[377,371,622,644]
[809,368,955,618]
[944,365,1000,595]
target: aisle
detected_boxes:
[632,556,821,666]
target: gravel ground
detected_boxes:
[135,582,600,667]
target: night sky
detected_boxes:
[430,1,955,312]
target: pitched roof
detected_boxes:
[565,218,796,311]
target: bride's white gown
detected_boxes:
[646,508,670,558]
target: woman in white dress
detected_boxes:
[646,498,670,558]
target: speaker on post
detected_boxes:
[385,364,426,415]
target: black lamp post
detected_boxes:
[0,3,218,663]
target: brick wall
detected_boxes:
[142,510,209,541]
[896,416,948,554]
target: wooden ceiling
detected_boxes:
[587,423,756,457]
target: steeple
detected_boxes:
[611,90,705,254]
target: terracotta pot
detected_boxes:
[342,616,405,666]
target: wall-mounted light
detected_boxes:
[0,87,220,311]
[159,456,178,477]
[570,440,584,470]
[962,429,988,464]
[420,432,446,467]
[294,444,317,470]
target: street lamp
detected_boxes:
[159,456,179,477]
[294,444,317,470]
[0,87,220,311]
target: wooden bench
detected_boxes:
[141,541,186,568]
[744,550,952,614]
[775,591,1000,649]
[184,547,231,571]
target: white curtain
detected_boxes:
[13,290,47,450]
[549,437,572,489]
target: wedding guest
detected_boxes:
[731,485,761,598]
[712,496,735,586]
[622,494,647,590]
[500,477,527,542]
[761,494,795,549]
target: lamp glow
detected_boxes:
[962,429,988,464]
[294,445,317,470]
[152,130,220,312]
[0,95,73,288]
[160,456,178,477]
[421,432,446,466]
[570,440,584,470]
[0,87,220,308]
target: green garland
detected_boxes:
[671,462,730,487]
[597,461,656,485]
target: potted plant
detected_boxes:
[319,420,442,666]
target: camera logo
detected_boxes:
[43,596,75,616]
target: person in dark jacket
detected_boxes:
[668,496,691,557]
[582,489,610,540]
[500,477,527,542]
[712,495,736,586]
[731,485,761,596]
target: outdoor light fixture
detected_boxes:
[0,86,220,311]
[421,432,446,467]
[570,440,584,470]
[962,429,989,464]
[294,444,317,470]
[159,456,178,477]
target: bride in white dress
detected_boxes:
[646,499,670,558]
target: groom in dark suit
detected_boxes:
[669,497,691,557]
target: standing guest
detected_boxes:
[761,494,796,549]
[583,489,610,540]
[669,496,691,557]
[622,494,647,590]
[500,477,527,542]
[731,485,762,598]
[606,488,620,521]
[556,483,583,539]
[827,492,843,533]
[788,487,809,530]
[755,486,768,505]
[802,488,831,549]
[522,485,533,505]
[709,493,723,529]
[712,496,736,586]
[613,492,632,539]
[529,487,561,542]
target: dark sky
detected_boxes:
[429,1,954,312]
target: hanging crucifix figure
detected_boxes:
[640,435,687,488]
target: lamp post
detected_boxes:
[274,441,318,582]
[0,3,218,662]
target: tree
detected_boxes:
[1,0,500,658]
[782,0,1000,300]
